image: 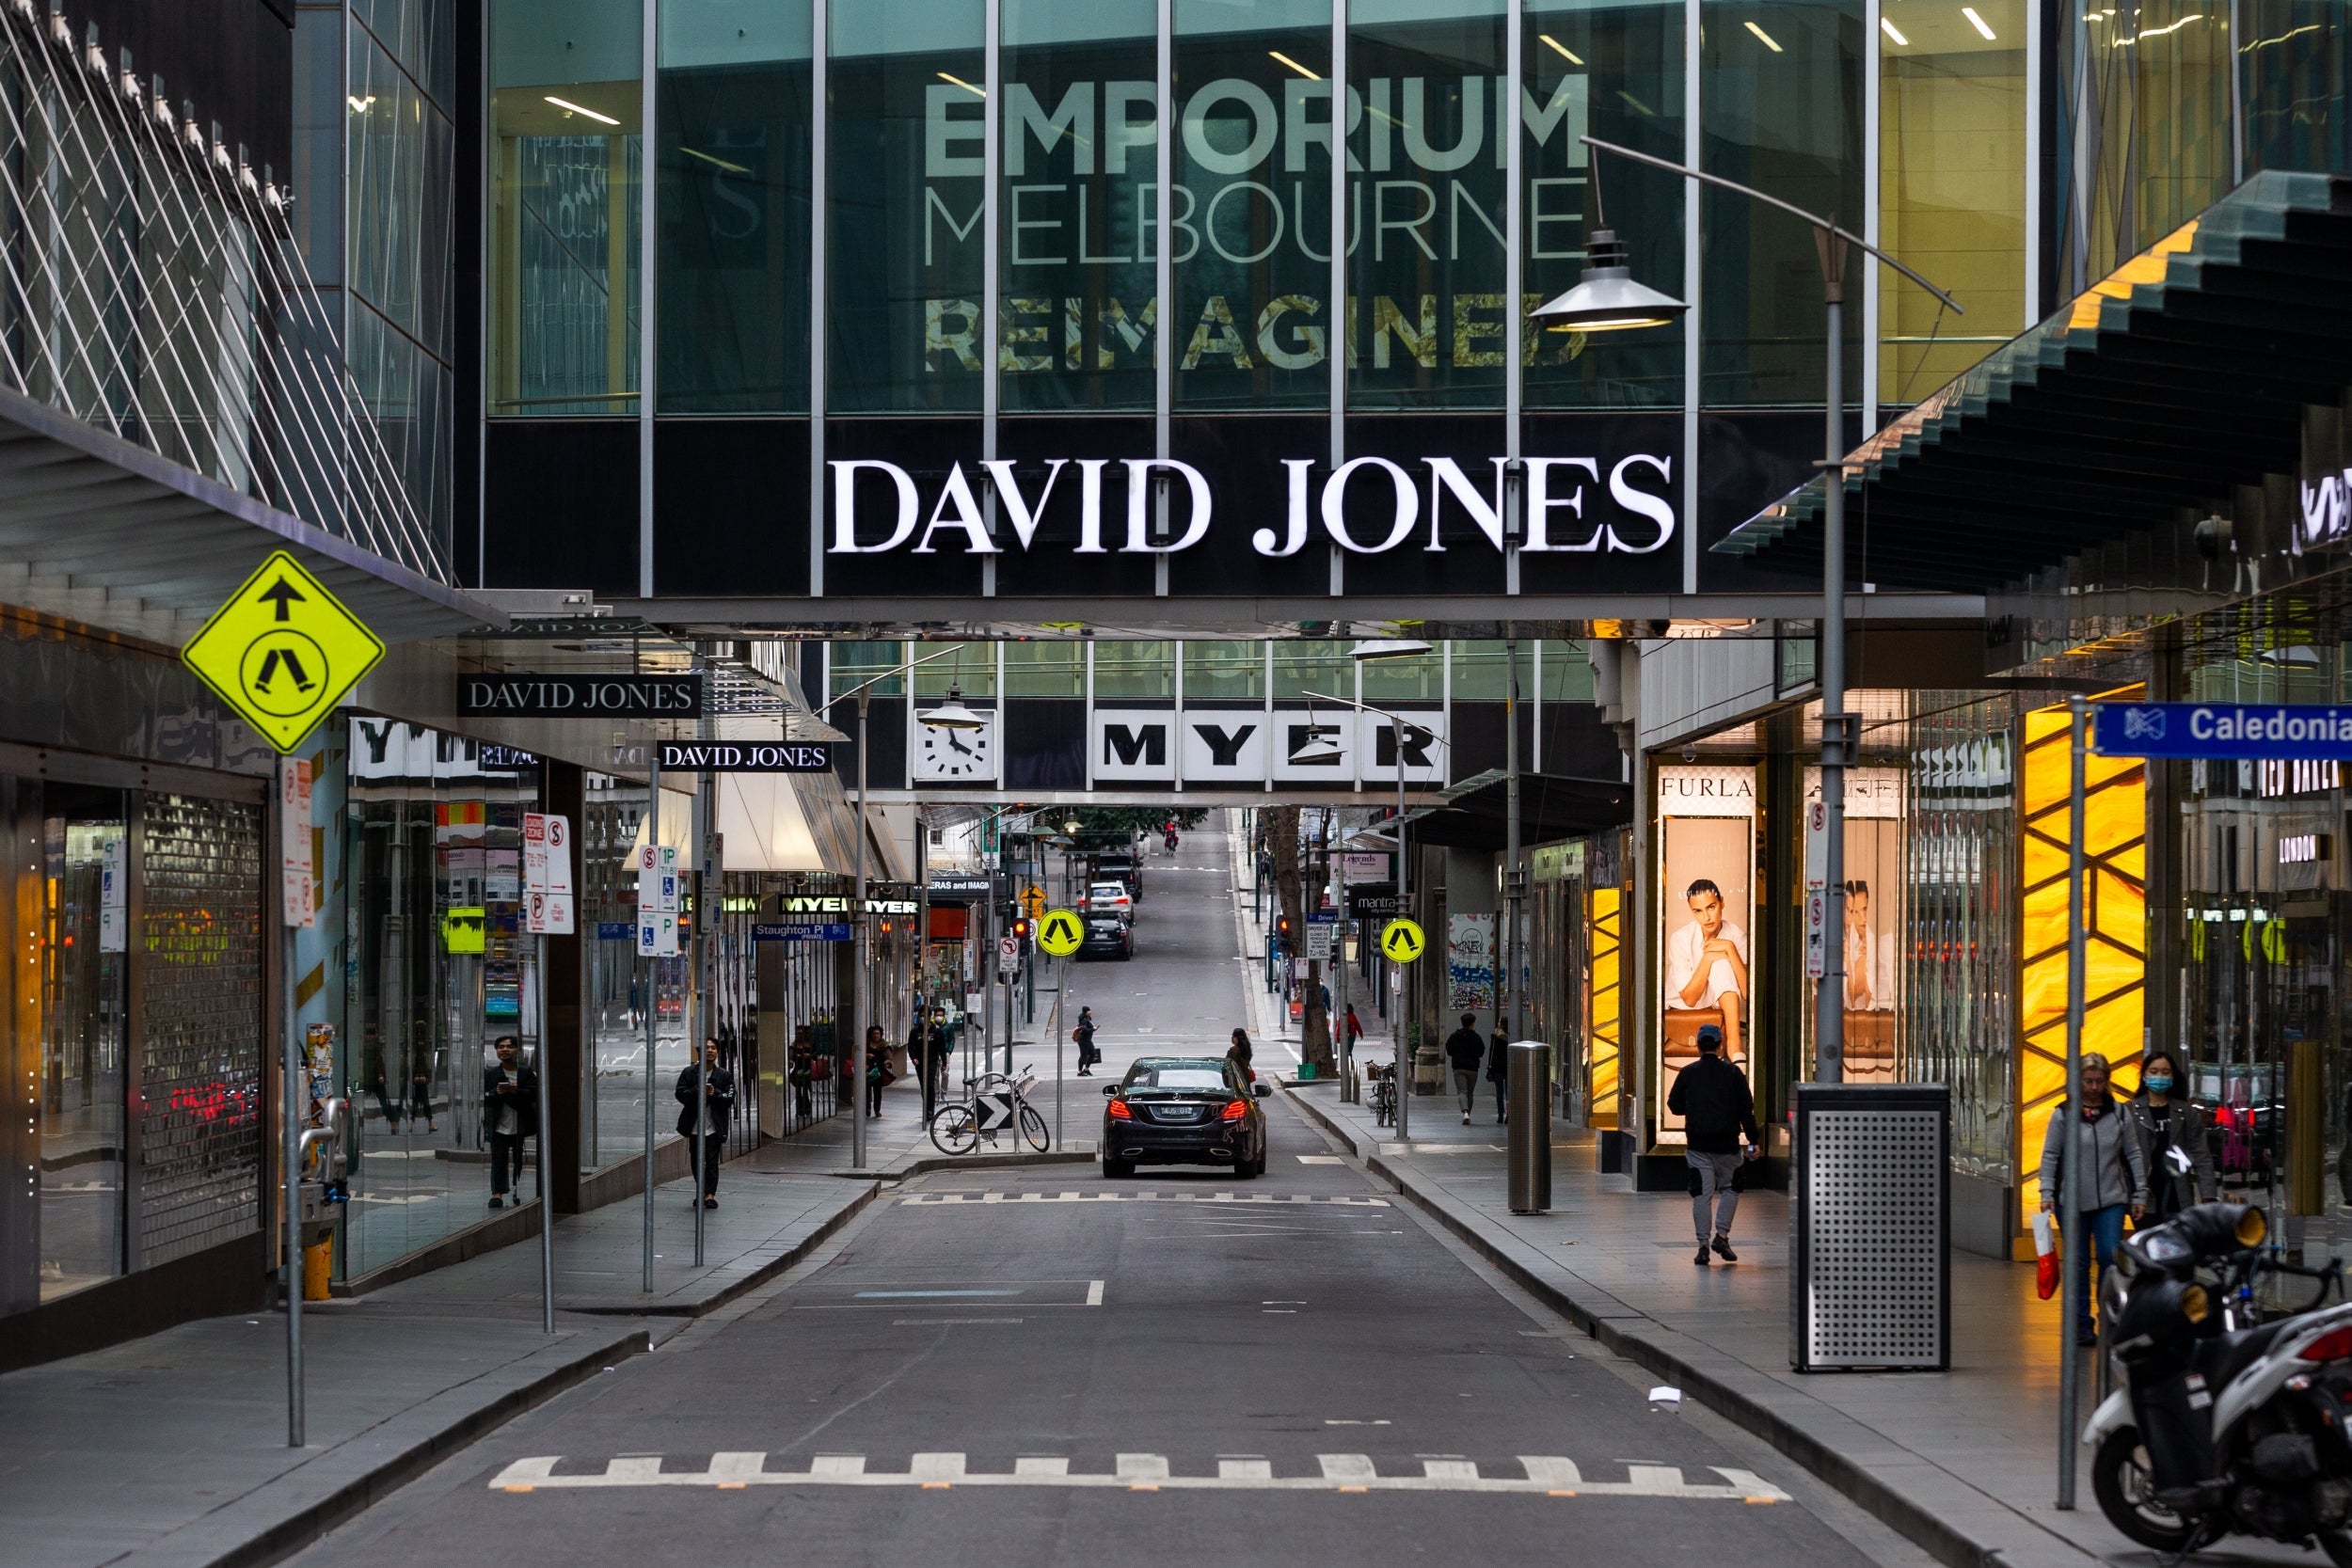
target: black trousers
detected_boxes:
[490,1131,528,1196]
[695,1130,725,1197]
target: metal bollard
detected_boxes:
[1506,1041,1551,1214]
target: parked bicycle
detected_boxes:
[1367,1060,1397,1129]
[929,1068,1052,1155]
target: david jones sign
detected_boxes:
[831,452,1677,557]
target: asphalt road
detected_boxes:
[287,812,1928,1568]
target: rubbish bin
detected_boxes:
[1789,1082,1948,1371]
[1506,1041,1551,1214]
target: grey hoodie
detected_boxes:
[2038,1093,2149,1212]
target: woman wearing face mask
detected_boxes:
[2124,1050,2216,1224]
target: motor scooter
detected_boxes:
[2087,1202,2352,1560]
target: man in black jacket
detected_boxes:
[675,1039,738,1210]
[483,1035,537,1210]
[1665,1023,1760,1265]
[1443,1014,1486,1125]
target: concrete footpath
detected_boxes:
[0,1091,1076,1568]
[1280,1080,2321,1568]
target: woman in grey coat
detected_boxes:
[2122,1049,2216,1223]
[2038,1051,2148,1347]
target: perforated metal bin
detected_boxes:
[1789,1083,1949,1372]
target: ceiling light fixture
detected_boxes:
[1744,20,1785,50]
[1269,50,1322,78]
[1962,5,1997,38]
[544,95,619,126]
[1880,16,1911,42]
[937,71,986,97]
[1540,33,1585,64]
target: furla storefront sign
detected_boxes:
[829,452,1677,559]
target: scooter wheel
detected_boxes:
[2090,1429,2196,1553]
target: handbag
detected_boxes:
[2033,1211,2060,1300]
[811,1054,833,1082]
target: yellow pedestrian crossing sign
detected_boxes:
[182,551,384,753]
[1036,907,1085,958]
[1380,917,1427,964]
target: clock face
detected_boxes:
[915,712,995,782]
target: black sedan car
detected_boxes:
[1102,1056,1271,1179]
[1078,913,1133,960]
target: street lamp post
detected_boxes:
[1302,686,1432,1142]
[1531,135,1963,1084]
[825,648,981,1169]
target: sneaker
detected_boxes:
[1461,1112,1471,1124]
[1711,1235,1738,1263]
[1693,1244,1711,1266]
[488,1196,504,1210]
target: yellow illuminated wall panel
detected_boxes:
[2018,705,2146,1228]
[1588,884,1621,1129]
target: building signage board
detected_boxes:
[656,740,836,772]
[2093,703,2352,760]
[1655,765,1757,1143]
[1348,883,1401,918]
[457,673,701,719]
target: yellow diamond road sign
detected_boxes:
[1380,917,1427,964]
[182,551,385,753]
[1036,907,1085,958]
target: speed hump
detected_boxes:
[1380,917,1427,964]
[182,550,385,752]
[1036,907,1085,958]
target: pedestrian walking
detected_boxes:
[482,1035,536,1209]
[1444,1013,1485,1125]
[1666,1022,1760,1266]
[2039,1049,2148,1345]
[2124,1049,2215,1225]
[1227,1028,1256,1085]
[1343,1004,1364,1054]
[674,1038,737,1209]
[788,1025,816,1125]
[1486,1024,1510,1124]
[865,1024,891,1117]
[1074,1006,1099,1075]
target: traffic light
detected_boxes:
[1275,914,1292,948]
[1012,917,1031,942]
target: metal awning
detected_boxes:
[1716,170,2352,591]
[0,384,505,645]
[1400,769,1634,851]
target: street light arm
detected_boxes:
[1297,689,1436,738]
[823,643,968,715]
[1580,135,1964,315]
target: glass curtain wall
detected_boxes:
[1174,0,1335,409]
[2241,0,2351,174]
[829,0,986,410]
[1700,0,1865,406]
[1523,0,1685,406]
[37,786,128,1302]
[658,0,816,409]
[1005,0,1157,408]
[2058,0,2230,284]
[489,0,644,415]
[1877,0,2023,404]
[342,729,544,1277]
[581,771,661,1169]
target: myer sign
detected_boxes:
[830,453,1675,559]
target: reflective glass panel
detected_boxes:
[1094,640,1178,696]
[1359,644,1441,699]
[1523,0,1685,407]
[1184,640,1268,698]
[1878,0,2023,404]
[659,0,816,410]
[1447,638,1534,698]
[1271,638,1355,700]
[2061,0,2229,279]
[40,785,127,1301]
[2242,0,2352,175]
[1700,0,1864,406]
[830,0,987,410]
[831,641,908,698]
[1174,0,1337,408]
[914,641,999,696]
[489,0,644,415]
[1004,641,1086,695]
[1002,0,1157,408]
[1347,0,1509,408]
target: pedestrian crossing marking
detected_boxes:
[898,1192,1391,1207]
[486,1452,1790,1500]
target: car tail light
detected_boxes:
[2300,1326,2352,1362]
[1220,1099,1249,1121]
[1107,1099,1133,1120]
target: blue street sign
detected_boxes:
[2093,703,2352,760]
[1306,910,1341,924]
[596,922,631,940]
[753,922,852,942]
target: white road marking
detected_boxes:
[489,1453,1788,1499]
[1086,1279,1104,1306]
[1295,1155,1343,1164]
[898,1193,1390,1207]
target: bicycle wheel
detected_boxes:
[929,1102,981,1156]
[1017,1103,1051,1153]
